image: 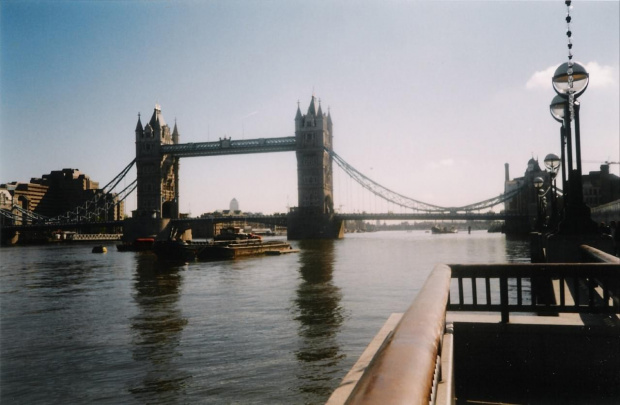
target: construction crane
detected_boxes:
[583,160,619,165]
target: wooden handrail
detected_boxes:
[346,264,451,405]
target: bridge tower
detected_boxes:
[124,104,187,243]
[134,104,180,219]
[288,96,343,239]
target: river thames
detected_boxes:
[1,230,529,404]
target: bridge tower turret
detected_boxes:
[289,96,343,239]
[294,95,334,214]
[134,104,179,219]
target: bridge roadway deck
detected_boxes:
[1,220,124,232]
[335,212,522,221]
[1,212,522,232]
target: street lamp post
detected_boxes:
[550,61,595,234]
[533,176,545,232]
[544,153,561,229]
[552,61,588,174]
[550,95,568,194]
[542,1,615,262]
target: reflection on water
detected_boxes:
[450,236,533,306]
[293,240,346,399]
[505,236,531,263]
[129,254,190,403]
[1,232,532,404]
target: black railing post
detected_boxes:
[500,276,509,323]
[485,277,491,306]
[471,277,477,305]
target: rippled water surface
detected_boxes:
[1,231,529,404]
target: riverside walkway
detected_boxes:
[326,246,620,404]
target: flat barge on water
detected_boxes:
[153,226,296,262]
[153,238,295,262]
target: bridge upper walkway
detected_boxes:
[161,136,296,157]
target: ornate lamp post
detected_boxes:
[550,95,568,194]
[552,61,589,179]
[549,0,594,235]
[542,1,614,262]
[533,177,545,232]
[551,62,593,233]
[544,153,561,228]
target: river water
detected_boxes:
[1,231,529,404]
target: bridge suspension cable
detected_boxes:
[330,150,524,213]
[5,160,138,225]
[46,162,137,223]
[0,205,48,222]
[102,158,136,193]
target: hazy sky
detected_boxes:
[1,0,618,215]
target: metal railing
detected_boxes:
[448,263,620,323]
[343,259,620,404]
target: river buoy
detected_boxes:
[92,245,107,253]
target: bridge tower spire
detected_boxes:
[134,104,179,219]
[289,95,342,239]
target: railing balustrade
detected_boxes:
[448,263,620,323]
[341,255,620,404]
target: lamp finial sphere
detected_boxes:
[549,94,567,123]
[544,153,561,172]
[552,61,589,98]
[533,177,544,189]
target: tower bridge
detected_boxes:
[2,96,527,242]
[128,97,340,240]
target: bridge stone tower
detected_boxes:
[288,96,343,239]
[134,104,180,219]
[123,104,187,243]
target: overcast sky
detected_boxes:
[1,0,618,215]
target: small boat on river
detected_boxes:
[214,226,262,241]
[116,237,155,252]
[92,245,107,253]
[431,225,458,234]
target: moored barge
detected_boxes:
[197,239,295,260]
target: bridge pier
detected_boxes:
[287,209,344,240]
[122,217,192,243]
[1,229,20,245]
